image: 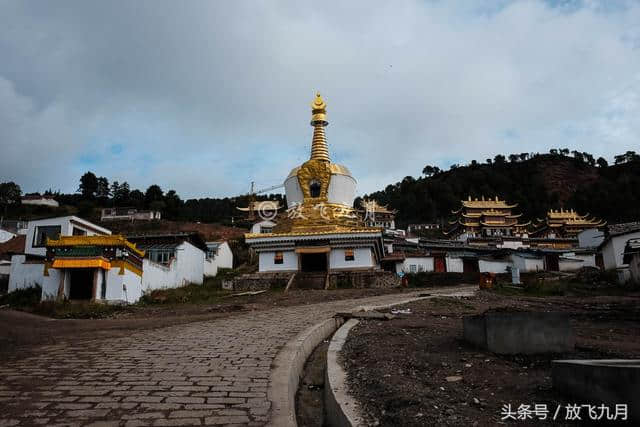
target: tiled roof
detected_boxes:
[0,235,26,259]
[607,222,640,237]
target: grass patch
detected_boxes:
[0,285,129,319]
[138,268,242,305]
[0,284,42,308]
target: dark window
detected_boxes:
[149,249,174,265]
[345,248,355,261]
[309,180,321,198]
[72,227,86,236]
[274,251,284,264]
[33,225,61,247]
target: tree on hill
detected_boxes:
[78,172,98,199]
[0,181,22,216]
[145,185,164,206]
[597,157,608,168]
[129,189,145,209]
[96,177,110,200]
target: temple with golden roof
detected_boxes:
[358,199,397,229]
[245,93,385,273]
[445,196,530,239]
[531,209,606,238]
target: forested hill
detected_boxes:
[362,152,640,228]
[3,151,639,229]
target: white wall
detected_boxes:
[0,229,15,243]
[204,242,233,277]
[141,241,204,291]
[479,259,510,273]
[575,254,596,268]
[602,232,640,270]
[402,256,434,273]
[327,173,356,206]
[142,259,177,291]
[25,216,111,257]
[578,228,604,248]
[446,257,464,273]
[8,255,61,297]
[204,259,217,278]
[511,254,543,272]
[329,247,374,270]
[251,220,277,234]
[120,269,143,303]
[22,198,59,207]
[259,250,297,272]
[177,242,204,285]
[284,172,356,208]
[284,176,304,208]
[559,258,584,271]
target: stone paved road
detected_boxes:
[0,286,473,426]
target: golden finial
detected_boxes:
[309,91,330,162]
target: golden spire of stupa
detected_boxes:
[309,92,330,162]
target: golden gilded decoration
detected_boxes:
[297,159,332,201]
[461,195,518,209]
[310,92,330,162]
[52,258,112,270]
[245,227,381,239]
[310,92,327,125]
[287,163,352,179]
[47,235,145,257]
[111,260,143,277]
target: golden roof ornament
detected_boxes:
[309,92,330,162]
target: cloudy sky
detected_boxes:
[1,0,639,199]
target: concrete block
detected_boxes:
[463,311,574,354]
[552,360,640,421]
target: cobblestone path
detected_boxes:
[0,287,473,426]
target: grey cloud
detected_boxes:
[0,0,639,197]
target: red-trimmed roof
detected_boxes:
[0,235,26,259]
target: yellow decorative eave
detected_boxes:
[47,235,145,257]
[245,227,381,239]
[111,260,143,277]
[52,258,111,270]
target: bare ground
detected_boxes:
[342,291,640,426]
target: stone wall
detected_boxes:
[226,270,400,291]
[329,271,400,289]
[225,272,292,291]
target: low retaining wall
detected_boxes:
[224,272,292,291]
[267,317,345,427]
[463,311,575,354]
[329,271,400,289]
[552,359,640,421]
[229,271,399,291]
[325,319,364,427]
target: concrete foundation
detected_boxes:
[463,311,575,354]
[552,360,640,421]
